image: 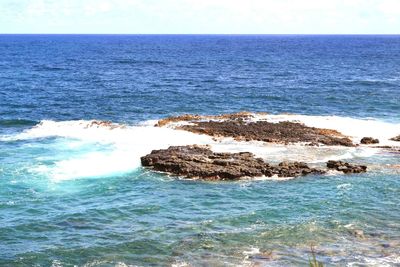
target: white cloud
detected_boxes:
[0,0,399,33]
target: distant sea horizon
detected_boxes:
[1,33,400,35]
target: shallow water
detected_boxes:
[0,35,400,266]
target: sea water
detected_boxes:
[0,35,399,266]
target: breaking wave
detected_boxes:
[2,114,399,181]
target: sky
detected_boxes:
[0,0,400,34]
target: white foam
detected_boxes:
[243,247,261,257]
[15,120,216,181]
[5,115,399,181]
[348,255,400,267]
[34,151,136,181]
[337,183,352,190]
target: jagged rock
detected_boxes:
[327,160,367,174]
[178,120,354,147]
[141,145,325,180]
[156,113,354,147]
[390,135,400,142]
[360,137,379,144]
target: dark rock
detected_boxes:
[390,135,400,142]
[156,113,354,147]
[360,137,379,144]
[327,160,367,174]
[306,142,320,147]
[141,145,325,180]
[180,120,354,147]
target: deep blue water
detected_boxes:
[1,35,400,124]
[0,35,400,266]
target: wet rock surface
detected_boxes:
[390,135,400,142]
[327,160,367,174]
[155,112,255,127]
[360,137,379,144]
[86,120,125,129]
[141,145,325,180]
[156,113,354,147]
[179,120,354,146]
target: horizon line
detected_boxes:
[1,33,400,36]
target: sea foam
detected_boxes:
[16,120,215,181]
[4,115,400,181]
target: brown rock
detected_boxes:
[155,113,354,146]
[360,137,379,144]
[390,135,400,142]
[141,145,325,180]
[327,160,367,174]
[155,111,254,127]
[178,120,354,147]
[155,114,203,127]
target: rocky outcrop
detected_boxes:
[390,135,400,142]
[141,145,325,180]
[327,160,367,174]
[155,113,354,147]
[360,137,379,144]
[178,120,354,147]
[155,112,255,127]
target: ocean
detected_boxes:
[0,35,399,266]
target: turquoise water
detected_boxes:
[1,143,400,266]
[1,35,400,266]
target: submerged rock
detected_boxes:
[327,160,367,174]
[375,146,400,156]
[156,113,354,147]
[141,145,325,180]
[349,229,365,239]
[360,137,379,144]
[247,250,277,261]
[86,120,125,129]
